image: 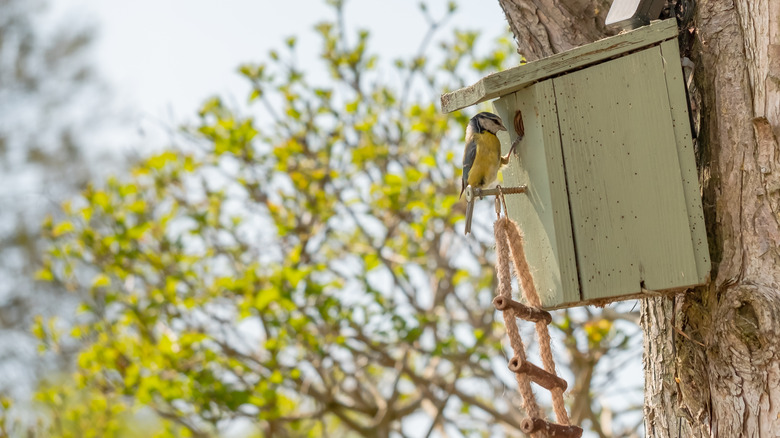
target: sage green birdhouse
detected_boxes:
[442,19,710,309]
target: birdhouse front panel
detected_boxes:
[444,19,710,309]
[551,45,699,301]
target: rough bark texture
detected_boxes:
[497,0,780,436]
[497,0,615,61]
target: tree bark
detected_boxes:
[497,0,780,435]
[497,0,614,61]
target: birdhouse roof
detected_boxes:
[440,19,678,114]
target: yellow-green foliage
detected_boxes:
[22,2,535,437]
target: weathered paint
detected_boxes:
[658,39,711,283]
[553,46,699,300]
[494,81,580,308]
[460,23,711,308]
[442,19,678,114]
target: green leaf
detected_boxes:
[35,268,54,282]
[364,253,380,271]
[249,88,262,102]
[52,221,74,237]
[255,288,280,312]
[91,274,110,288]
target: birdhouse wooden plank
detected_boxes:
[493,82,581,307]
[551,45,699,301]
[658,39,710,284]
[444,19,710,309]
[440,19,679,114]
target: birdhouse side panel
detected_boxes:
[494,81,581,308]
[659,39,711,284]
[552,46,699,300]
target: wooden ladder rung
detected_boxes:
[521,417,583,437]
[508,356,567,391]
[493,296,551,324]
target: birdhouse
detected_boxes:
[442,19,710,309]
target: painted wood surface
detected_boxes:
[659,39,711,284]
[441,19,678,114]
[494,81,580,308]
[552,46,699,300]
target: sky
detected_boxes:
[53,0,508,150]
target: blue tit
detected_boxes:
[460,112,514,198]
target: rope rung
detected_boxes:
[474,185,527,200]
[494,216,577,429]
[464,184,527,235]
[493,296,551,324]
[521,417,583,437]
[508,356,567,391]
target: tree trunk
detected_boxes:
[497,0,780,435]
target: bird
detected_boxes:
[460,112,515,199]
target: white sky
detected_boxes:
[54,0,508,147]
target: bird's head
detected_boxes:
[467,112,507,139]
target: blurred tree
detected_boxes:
[19,1,642,437]
[0,0,107,399]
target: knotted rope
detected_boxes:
[494,216,542,419]
[493,194,581,436]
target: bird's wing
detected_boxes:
[461,139,478,197]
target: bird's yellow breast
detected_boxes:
[467,131,502,188]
